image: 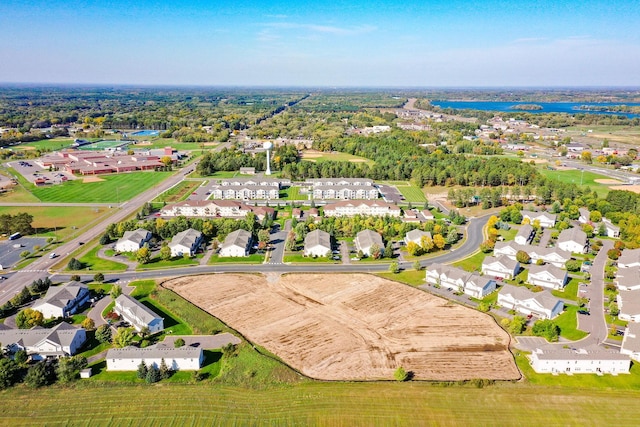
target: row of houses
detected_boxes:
[160,200,274,221]
[494,241,571,268]
[115,228,203,257]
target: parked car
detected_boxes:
[578,310,590,315]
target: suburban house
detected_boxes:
[323,200,402,217]
[303,229,332,257]
[481,255,520,280]
[602,219,620,238]
[578,208,591,224]
[355,229,384,257]
[514,224,534,245]
[617,267,640,291]
[425,263,496,298]
[521,210,557,228]
[161,200,274,221]
[210,184,280,200]
[527,264,568,290]
[106,345,204,371]
[617,289,640,322]
[114,294,164,333]
[404,229,432,246]
[618,248,640,269]
[115,228,151,253]
[312,185,379,200]
[308,178,374,187]
[169,228,203,257]
[557,227,588,254]
[32,281,90,319]
[621,322,640,362]
[219,229,252,257]
[529,347,630,375]
[498,284,564,319]
[0,322,87,360]
[528,247,571,268]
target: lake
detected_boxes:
[430,101,640,118]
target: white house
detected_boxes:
[106,345,204,371]
[521,210,557,228]
[114,294,164,333]
[169,228,203,257]
[529,347,630,375]
[404,229,432,246]
[498,284,564,319]
[602,219,620,238]
[323,200,402,217]
[355,229,384,257]
[32,281,90,319]
[303,229,331,257]
[0,322,87,360]
[618,248,640,269]
[618,289,640,322]
[481,255,520,280]
[219,229,252,257]
[578,208,591,224]
[161,200,274,221]
[514,224,534,245]
[528,246,571,268]
[115,228,151,253]
[616,267,640,291]
[527,264,568,290]
[621,322,640,361]
[425,263,496,298]
[557,227,588,254]
[312,185,379,200]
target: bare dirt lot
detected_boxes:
[610,184,640,193]
[164,273,520,381]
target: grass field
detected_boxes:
[208,254,265,264]
[153,180,202,203]
[537,167,612,197]
[130,138,213,150]
[137,255,200,270]
[280,186,306,201]
[283,253,334,263]
[554,304,589,341]
[31,171,173,203]
[77,246,128,272]
[397,185,427,203]
[300,150,374,165]
[378,269,426,286]
[453,250,487,272]
[0,206,112,240]
[12,138,75,151]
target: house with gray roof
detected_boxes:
[219,229,252,257]
[355,229,384,257]
[106,345,203,371]
[498,284,563,319]
[514,224,534,245]
[619,248,640,269]
[527,264,568,290]
[621,323,640,362]
[602,219,620,238]
[115,228,151,253]
[481,255,520,280]
[169,228,203,257]
[616,267,640,291]
[0,322,87,360]
[425,263,496,298]
[404,229,432,246]
[617,289,640,323]
[304,229,331,257]
[114,294,164,333]
[527,246,571,268]
[32,281,90,319]
[557,227,588,254]
[529,347,630,375]
[521,210,556,228]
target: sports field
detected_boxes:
[31,171,172,203]
[537,167,612,197]
[165,273,519,381]
[300,149,374,165]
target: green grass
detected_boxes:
[77,245,128,272]
[30,171,173,203]
[499,227,518,241]
[453,250,486,273]
[129,280,156,298]
[130,138,211,150]
[537,167,612,197]
[283,253,334,263]
[208,254,265,264]
[280,186,306,201]
[13,138,75,151]
[397,185,427,203]
[301,150,374,165]
[554,305,589,341]
[153,180,202,203]
[552,277,579,301]
[136,256,199,270]
[378,269,426,286]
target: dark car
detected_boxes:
[578,310,590,315]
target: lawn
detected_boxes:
[397,185,427,203]
[280,186,306,201]
[283,253,334,263]
[130,138,211,151]
[30,171,173,203]
[208,254,265,264]
[453,250,486,273]
[136,255,199,270]
[76,246,128,272]
[378,269,426,287]
[537,167,612,197]
[153,180,202,203]
[552,277,579,301]
[0,206,112,240]
[13,138,75,151]
[554,305,589,341]
[499,227,518,241]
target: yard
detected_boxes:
[77,245,128,272]
[30,171,173,203]
[153,180,202,203]
[554,305,589,341]
[453,250,487,273]
[282,253,334,263]
[208,253,265,264]
[396,185,427,203]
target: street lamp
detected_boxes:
[580,169,585,186]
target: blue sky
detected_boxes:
[1,0,639,86]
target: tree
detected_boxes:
[20,250,30,259]
[13,350,28,366]
[508,316,527,334]
[159,358,172,379]
[136,246,151,264]
[160,244,172,261]
[413,260,422,271]
[532,319,560,342]
[389,261,400,274]
[406,241,421,256]
[258,229,271,246]
[139,326,151,338]
[581,151,593,164]
[24,361,55,388]
[137,361,148,379]
[0,358,20,389]
[110,285,122,300]
[607,249,621,260]
[16,308,44,329]
[10,286,31,307]
[370,243,382,260]
[93,273,105,283]
[581,223,594,238]
[70,274,81,282]
[420,235,434,253]
[394,366,409,382]
[480,239,495,253]
[95,324,112,344]
[516,250,531,264]
[590,210,602,223]
[161,156,173,167]
[113,327,135,348]
[510,210,523,224]
[174,338,185,348]
[81,318,95,330]
[56,356,87,383]
[145,365,161,383]
[67,258,83,270]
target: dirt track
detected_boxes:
[164,273,520,381]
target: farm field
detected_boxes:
[165,273,519,381]
[30,171,173,203]
[4,382,640,426]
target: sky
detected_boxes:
[1,0,639,87]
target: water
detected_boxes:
[130,130,160,136]
[430,101,640,118]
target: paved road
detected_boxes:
[579,239,613,345]
[267,222,289,265]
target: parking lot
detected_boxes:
[377,184,404,203]
[0,236,48,269]
[9,161,75,185]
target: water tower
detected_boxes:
[263,141,273,175]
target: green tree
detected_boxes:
[136,246,151,264]
[508,316,527,334]
[389,261,400,274]
[67,258,83,270]
[145,365,161,383]
[565,259,581,272]
[24,361,55,388]
[110,285,122,300]
[0,358,20,389]
[93,273,105,283]
[16,308,44,329]
[56,356,87,383]
[370,243,382,260]
[532,319,560,342]
[516,250,531,264]
[113,327,135,348]
[160,244,172,261]
[95,324,112,343]
[81,317,95,330]
[19,250,30,259]
[13,350,28,366]
[159,358,172,379]
[413,260,422,271]
[174,338,185,348]
[137,361,148,379]
[394,366,409,382]
[385,241,394,259]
